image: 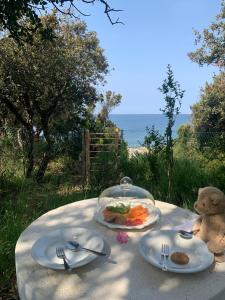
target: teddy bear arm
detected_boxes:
[207,231,225,253]
[192,217,202,236]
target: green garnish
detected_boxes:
[106,203,130,214]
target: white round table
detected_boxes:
[15,199,225,300]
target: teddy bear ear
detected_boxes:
[198,188,203,194]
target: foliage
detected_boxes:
[0,1,123,42]
[89,140,128,192]
[159,64,185,200]
[143,126,165,185]
[176,124,194,146]
[97,90,122,126]
[122,151,166,199]
[175,124,196,155]
[188,0,225,68]
[0,129,24,178]
[121,149,223,207]
[171,157,207,207]
[0,13,109,181]
[144,125,165,154]
[144,65,185,201]
[188,0,225,157]
[191,72,225,153]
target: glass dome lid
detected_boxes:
[98,176,155,209]
[96,177,157,229]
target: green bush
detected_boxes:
[120,148,225,210]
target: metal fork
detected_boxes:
[66,241,107,256]
[161,244,169,271]
[56,247,71,271]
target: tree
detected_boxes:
[0,0,123,42]
[188,0,225,69]
[188,0,225,155]
[144,65,184,201]
[177,124,194,148]
[159,65,185,200]
[0,13,109,180]
[97,90,122,126]
[191,72,225,152]
[143,126,165,184]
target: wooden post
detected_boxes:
[85,129,90,184]
[114,130,119,170]
[82,129,86,183]
[121,129,124,140]
[115,131,119,152]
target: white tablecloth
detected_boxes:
[15,199,225,300]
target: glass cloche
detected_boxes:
[96,177,160,229]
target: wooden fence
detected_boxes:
[82,128,122,184]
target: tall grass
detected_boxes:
[121,150,225,209]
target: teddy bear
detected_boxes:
[193,186,225,262]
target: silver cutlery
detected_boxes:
[56,247,71,270]
[66,240,106,256]
[178,229,199,239]
[161,244,169,271]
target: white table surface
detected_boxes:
[15,199,225,300]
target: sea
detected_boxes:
[109,114,191,147]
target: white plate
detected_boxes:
[95,201,161,229]
[31,227,104,270]
[139,230,214,273]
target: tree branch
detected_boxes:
[56,0,124,24]
[1,0,124,41]
[50,1,71,15]
[44,81,69,117]
[70,1,91,17]
[99,0,124,25]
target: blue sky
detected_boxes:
[77,0,221,114]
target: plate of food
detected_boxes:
[95,200,161,229]
[139,229,214,273]
[31,227,104,270]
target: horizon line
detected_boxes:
[109,113,191,115]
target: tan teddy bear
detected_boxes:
[193,186,225,262]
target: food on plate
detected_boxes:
[170,252,189,265]
[105,203,130,214]
[102,203,149,226]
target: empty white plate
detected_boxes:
[31,227,104,270]
[139,229,214,273]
